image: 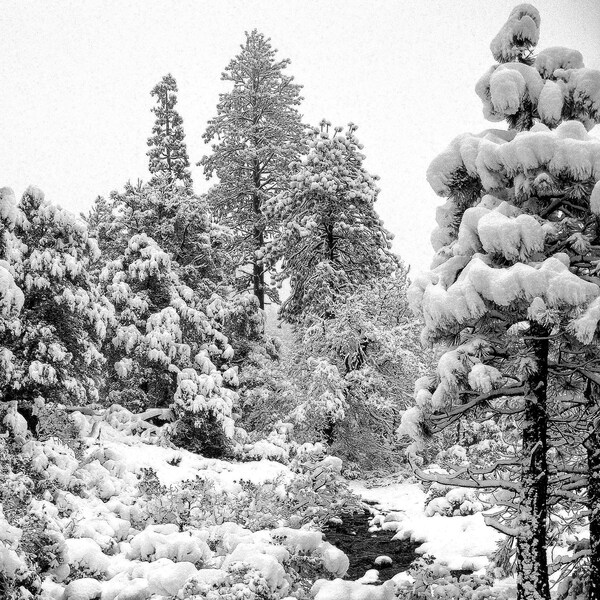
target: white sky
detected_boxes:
[2,0,599,273]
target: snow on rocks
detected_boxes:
[351,481,502,572]
[64,577,103,600]
[312,578,396,600]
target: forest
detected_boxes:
[1,3,600,600]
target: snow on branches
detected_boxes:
[266,122,397,322]
[100,234,236,444]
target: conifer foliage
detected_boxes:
[147,74,193,188]
[402,4,600,599]
[266,121,397,322]
[1,187,110,409]
[100,234,237,453]
[201,30,304,308]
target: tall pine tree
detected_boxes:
[147,74,193,188]
[90,74,223,296]
[201,30,304,309]
[401,5,600,599]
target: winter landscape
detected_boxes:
[2,2,600,599]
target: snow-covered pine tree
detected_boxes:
[0,187,110,413]
[288,273,428,470]
[91,180,221,296]
[90,74,225,295]
[100,233,237,455]
[0,188,25,396]
[201,30,304,309]
[147,74,193,188]
[266,121,397,323]
[401,4,600,599]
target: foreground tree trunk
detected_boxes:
[585,424,600,600]
[515,323,550,600]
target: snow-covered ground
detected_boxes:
[1,408,351,600]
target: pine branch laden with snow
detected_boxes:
[480,4,600,132]
[100,233,237,443]
[405,6,600,600]
[0,186,110,409]
[89,178,223,297]
[265,122,398,323]
[200,30,305,309]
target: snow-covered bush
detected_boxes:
[395,557,509,600]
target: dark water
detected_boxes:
[323,509,420,582]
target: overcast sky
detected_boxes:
[2,0,599,273]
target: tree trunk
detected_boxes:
[585,425,600,600]
[252,159,265,310]
[515,323,550,600]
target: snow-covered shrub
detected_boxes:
[239,426,293,464]
[285,444,362,526]
[424,484,484,517]
[182,562,281,600]
[395,557,508,600]
[0,436,69,598]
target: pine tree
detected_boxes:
[0,187,110,411]
[90,180,220,295]
[0,187,25,394]
[266,121,397,323]
[100,233,237,455]
[201,30,304,309]
[90,75,224,296]
[401,5,600,599]
[147,74,193,188]
[288,272,427,469]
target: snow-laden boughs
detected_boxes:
[266,122,397,323]
[100,233,236,454]
[0,188,24,325]
[89,178,224,296]
[201,30,305,309]
[287,274,428,471]
[403,6,600,600]
[477,3,600,131]
[147,73,193,188]
[0,186,110,410]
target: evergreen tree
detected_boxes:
[147,74,193,188]
[288,273,428,469]
[89,74,226,296]
[0,187,110,410]
[201,30,304,309]
[266,122,397,323]
[90,180,221,296]
[100,233,237,455]
[0,188,25,395]
[401,5,600,599]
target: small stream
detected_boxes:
[323,507,420,582]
